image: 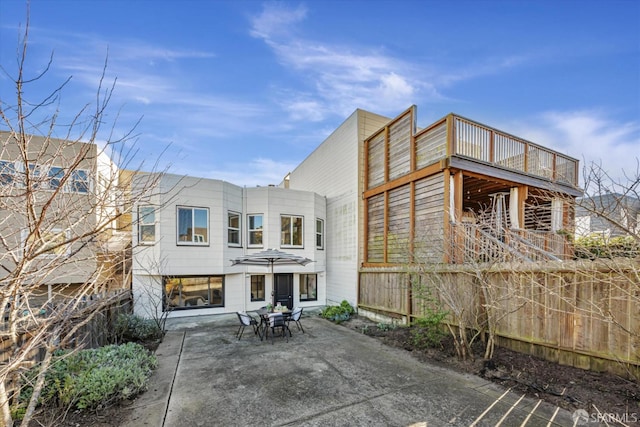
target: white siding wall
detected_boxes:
[132,175,326,318]
[286,109,390,307]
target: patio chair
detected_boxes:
[267,312,290,344]
[286,307,305,333]
[236,312,262,340]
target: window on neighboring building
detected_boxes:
[70,169,90,193]
[163,276,224,310]
[27,163,43,189]
[300,274,317,301]
[251,275,265,301]
[22,228,70,258]
[139,206,156,244]
[177,207,209,245]
[228,212,241,246]
[281,215,303,247]
[316,218,324,249]
[0,161,16,186]
[248,214,263,246]
[48,166,64,190]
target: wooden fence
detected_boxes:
[359,259,639,379]
[0,290,132,365]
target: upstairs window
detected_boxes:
[177,207,209,245]
[281,215,303,247]
[316,218,324,249]
[139,206,156,244]
[70,169,90,193]
[248,214,263,247]
[228,212,241,246]
[0,161,17,186]
[48,167,64,190]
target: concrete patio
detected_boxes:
[122,311,577,426]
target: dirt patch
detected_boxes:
[340,315,639,417]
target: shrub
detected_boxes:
[574,235,640,259]
[321,300,355,323]
[21,342,157,413]
[114,313,164,343]
[410,309,448,349]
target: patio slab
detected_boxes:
[122,311,577,427]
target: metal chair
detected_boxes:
[267,312,290,344]
[286,307,305,333]
[236,312,262,340]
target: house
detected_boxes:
[0,130,123,308]
[130,174,326,319]
[575,193,640,238]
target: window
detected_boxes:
[48,167,64,190]
[248,214,263,246]
[70,169,90,193]
[250,275,265,301]
[316,218,324,249]
[300,274,317,301]
[163,276,224,310]
[177,207,209,245]
[0,161,16,186]
[281,215,303,247]
[27,163,43,189]
[22,228,70,258]
[139,206,156,244]
[228,212,241,246]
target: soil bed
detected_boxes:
[340,315,639,417]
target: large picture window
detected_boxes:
[177,206,209,245]
[281,215,303,247]
[164,276,224,310]
[316,218,324,249]
[248,214,263,247]
[139,206,156,244]
[299,274,317,301]
[70,169,90,193]
[250,275,265,301]
[228,211,241,246]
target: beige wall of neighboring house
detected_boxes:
[0,131,104,287]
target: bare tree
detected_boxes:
[0,10,166,426]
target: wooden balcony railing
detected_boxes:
[413,114,579,187]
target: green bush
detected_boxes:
[24,342,157,412]
[574,235,640,259]
[114,313,163,343]
[321,300,355,323]
[410,309,448,349]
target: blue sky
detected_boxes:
[1,0,638,187]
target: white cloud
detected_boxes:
[195,157,298,187]
[505,110,640,186]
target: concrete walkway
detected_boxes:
[122,312,577,427]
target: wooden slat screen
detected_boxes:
[367,193,385,262]
[415,120,447,169]
[387,184,411,263]
[367,132,385,189]
[413,174,445,264]
[388,112,412,181]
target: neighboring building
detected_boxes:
[0,131,122,306]
[575,193,640,238]
[131,174,326,319]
